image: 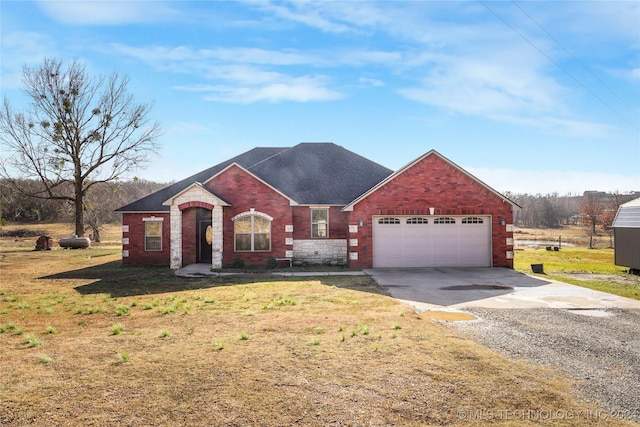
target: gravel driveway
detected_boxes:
[451,308,640,423]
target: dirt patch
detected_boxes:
[0,242,625,426]
[421,311,477,321]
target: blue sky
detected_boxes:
[1,0,638,195]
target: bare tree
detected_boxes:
[0,58,161,237]
[580,194,604,248]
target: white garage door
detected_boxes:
[373,216,491,268]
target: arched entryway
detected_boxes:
[168,183,228,270]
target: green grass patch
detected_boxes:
[110,323,124,335]
[25,335,44,347]
[116,350,130,363]
[515,247,640,300]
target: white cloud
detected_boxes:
[176,75,342,104]
[252,1,355,34]
[399,50,562,114]
[112,43,345,103]
[0,31,56,89]
[37,0,178,25]
[359,77,384,87]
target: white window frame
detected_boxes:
[311,208,329,238]
[143,219,163,251]
[232,211,272,252]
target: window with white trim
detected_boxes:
[378,217,400,224]
[234,214,271,251]
[406,217,428,224]
[462,217,484,224]
[311,208,328,238]
[434,217,456,224]
[144,221,163,251]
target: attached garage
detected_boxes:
[372,215,491,268]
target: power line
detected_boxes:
[512,0,634,112]
[478,0,638,132]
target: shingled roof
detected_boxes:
[116,143,393,212]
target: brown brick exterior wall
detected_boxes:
[122,154,513,269]
[181,208,197,265]
[121,212,171,265]
[292,206,349,239]
[206,165,293,267]
[347,154,514,269]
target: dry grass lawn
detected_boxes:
[1,224,634,426]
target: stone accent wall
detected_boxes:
[169,186,223,269]
[293,239,347,265]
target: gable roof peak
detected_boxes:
[343,149,519,211]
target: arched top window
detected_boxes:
[462,217,484,224]
[434,217,456,224]
[406,217,428,224]
[234,211,271,252]
[378,217,400,224]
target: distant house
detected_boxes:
[116,143,518,269]
[612,197,640,274]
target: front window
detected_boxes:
[144,221,162,251]
[235,215,271,251]
[311,208,328,238]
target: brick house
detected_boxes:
[116,143,518,269]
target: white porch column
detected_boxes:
[170,205,182,269]
[211,206,223,269]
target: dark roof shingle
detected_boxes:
[116,143,392,212]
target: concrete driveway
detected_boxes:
[365,268,640,310]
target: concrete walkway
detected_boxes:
[174,263,366,278]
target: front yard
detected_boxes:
[0,232,632,426]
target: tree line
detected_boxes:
[0,178,166,241]
[2,180,636,244]
[507,191,637,248]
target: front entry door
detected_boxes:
[198,219,213,263]
[196,207,213,263]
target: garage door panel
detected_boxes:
[373,216,490,268]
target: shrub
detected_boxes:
[265,257,278,269]
[231,257,245,269]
